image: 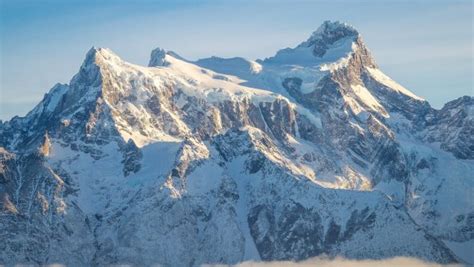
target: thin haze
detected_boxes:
[218,256,460,267]
[0,0,473,120]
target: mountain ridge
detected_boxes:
[1,20,473,265]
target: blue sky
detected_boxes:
[0,0,472,120]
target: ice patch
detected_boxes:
[366,67,424,101]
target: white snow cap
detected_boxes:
[79,47,122,70]
[262,20,360,66]
[299,20,359,58]
[304,20,359,45]
[148,47,185,67]
[85,47,118,59]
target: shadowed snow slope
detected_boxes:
[1,20,473,266]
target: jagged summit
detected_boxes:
[261,20,366,67]
[313,20,358,36]
[301,20,359,52]
[302,20,361,59]
[82,47,120,65]
[74,47,122,86]
[148,47,185,67]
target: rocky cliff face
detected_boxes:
[1,21,473,265]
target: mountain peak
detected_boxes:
[308,20,358,41]
[69,46,127,92]
[262,21,362,66]
[300,20,359,57]
[84,47,118,63]
[149,47,185,67]
[79,47,122,75]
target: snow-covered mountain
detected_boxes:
[1,20,473,266]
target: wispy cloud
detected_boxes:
[206,256,463,267]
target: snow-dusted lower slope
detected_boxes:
[1,20,472,265]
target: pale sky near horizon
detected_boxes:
[0,0,473,120]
